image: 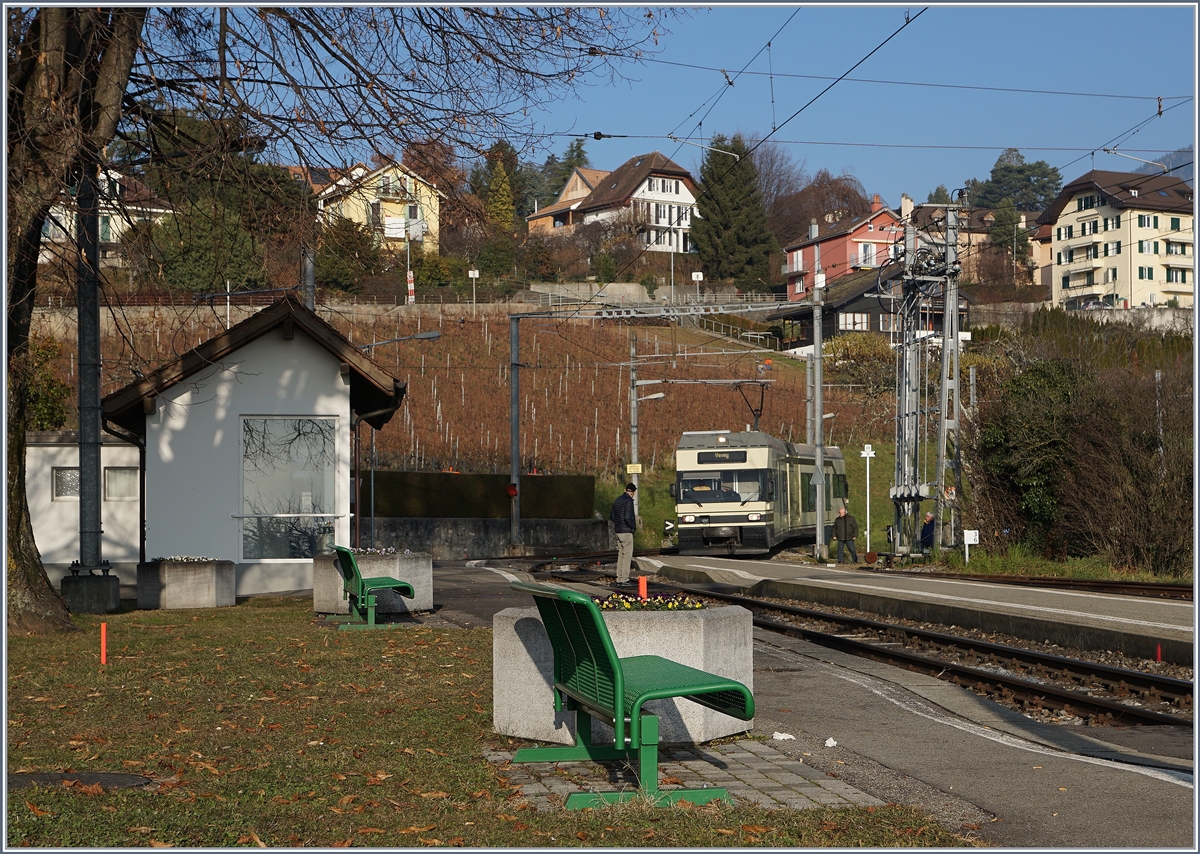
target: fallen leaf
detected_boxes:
[358,828,385,834]
[418,838,442,845]
[1058,787,1067,792]
[148,841,174,848]
[330,839,352,848]
[26,802,54,817]
[495,814,517,822]
[398,825,437,834]
[715,829,735,836]
[576,831,588,840]
[338,795,358,805]
[742,824,774,833]
[425,748,448,757]
[659,776,683,786]
[421,791,450,799]
[129,827,155,834]
[76,782,105,796]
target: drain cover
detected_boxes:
[7,772,153,791]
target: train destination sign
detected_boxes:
[697,451,747,464]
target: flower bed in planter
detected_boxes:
[493,602,753,745]
[137,558,235,610]
[312,549,433,615]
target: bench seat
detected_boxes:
[509,580,754,809]
[328,546,415,630]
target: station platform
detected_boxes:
[423,557,1193,848]
[635,553,1195,666]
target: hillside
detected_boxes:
[31,300,890,481]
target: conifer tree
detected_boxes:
[690,134,779,292]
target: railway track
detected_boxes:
[531,568,1193,729]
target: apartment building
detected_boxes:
[1038,170,1193,309]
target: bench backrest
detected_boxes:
[331,546,364,594]
[509,581,625,731]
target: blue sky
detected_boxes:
[530,4,1196,207]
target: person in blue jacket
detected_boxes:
[610,483,637,586]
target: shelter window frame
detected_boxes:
[239,416,338,561]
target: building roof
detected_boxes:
[767,263,908,320]
[1038,169,1194,225]
[103,296,406,437]
[285,165,351,194]
[781,207,901,252]
[315,159,446,201]
[579,152,693,212]
[574,167,610,189]
[528,152,695,224]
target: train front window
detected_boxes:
[678,470,765,503]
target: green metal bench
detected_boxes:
[509,580,754,809]
[328,546,415,631]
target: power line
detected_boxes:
[640,57,1191,104]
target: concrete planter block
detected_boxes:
[312,552,433,615]
[137,561,235,610]
[494,604,753,746]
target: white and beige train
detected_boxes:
[670,430,848,555]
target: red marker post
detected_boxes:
[100,622,107,665]
[637,576,648,600]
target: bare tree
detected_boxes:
[745,135,808,232]
[7,6,681,633]
[770,168,870,248]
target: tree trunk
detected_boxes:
[6,8,146,633]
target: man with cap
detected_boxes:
[610,483,637,586]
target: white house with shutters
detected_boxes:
[1038,170,1193,309]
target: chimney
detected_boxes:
[900,193,913,221]
[871,193,882,213]
[808,218,819,241]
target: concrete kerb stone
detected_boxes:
[312,551,433,615]
[486,738,884,812]
[492,603,754,745]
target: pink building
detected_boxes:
[780,194,909,301]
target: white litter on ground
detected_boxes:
[772,732,796,740]
[825,737,838,748]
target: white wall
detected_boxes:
[145,328,351,595]
[26,436,141,587]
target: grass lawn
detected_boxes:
[7,598,975,848]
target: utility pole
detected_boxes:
[935,206,963,548]
[812,271,827,561]
[509,315,521,551]
[76,157,105,578]
[629,330,641,518]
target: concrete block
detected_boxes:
[312,552,433,614]
[60,574,120,614]
[494,604,753,746]
[137,561,236,610]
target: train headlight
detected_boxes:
[682,515,696,524]
[747,513,762,521]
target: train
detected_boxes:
[670,430,847,556]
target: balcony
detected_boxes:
[781,261,810,277]
[375,184,414,201]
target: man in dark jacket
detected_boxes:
[610,483,637,586]
[832,506,859,564]
[920,511,936,552]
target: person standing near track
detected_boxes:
[610,483,637,587]
[920,511,936,551]
[832,506,859,564]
